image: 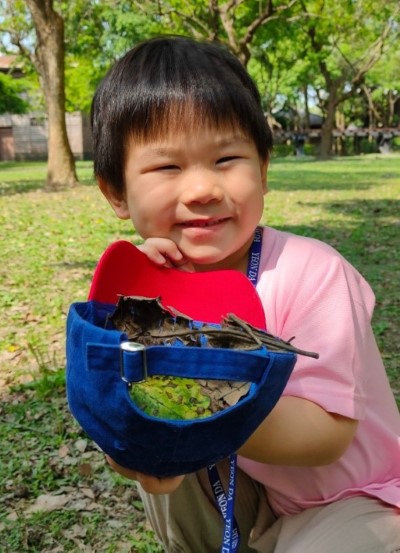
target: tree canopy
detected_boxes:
[0,0,399,169]
[0,72,28,114]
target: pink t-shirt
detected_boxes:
[238,227,400,516]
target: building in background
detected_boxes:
[0,111,93,162]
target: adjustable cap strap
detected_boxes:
[86,342,269,384]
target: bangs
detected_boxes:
[126,96,255,146]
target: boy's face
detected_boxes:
[101,126,268,273]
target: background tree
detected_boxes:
[0,0,77,188]
[130,0,400,157]
[62,0,156,113]
[294,0,399,158]
[131,0,299,66]
[247,18,312,123]
[24,0,78,187]
[362,47,400,128]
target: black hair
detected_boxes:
[91,35,273,193]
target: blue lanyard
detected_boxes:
[246,226,263,286]
[208,454,239,552]
[207,226,263,553]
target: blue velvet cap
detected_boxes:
[65,242,296,477]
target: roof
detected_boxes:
[0,55,18,69]
[0,55,23,77]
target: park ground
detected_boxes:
[0,154,399,551]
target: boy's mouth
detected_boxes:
[179,217,228,228]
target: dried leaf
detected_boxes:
[58,444,69,458]
[74,438,88,453]
[80,487,95,499]
[25,493,70,513]
[70,499,90,512]
[62,523,87,539]
[78,463,93,476]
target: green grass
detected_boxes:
[0,154,399,550]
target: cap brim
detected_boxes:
[88,240,266,328]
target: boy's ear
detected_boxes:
[98,179,130,220]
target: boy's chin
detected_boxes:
[180,244,247,272]
[190,257,241,273]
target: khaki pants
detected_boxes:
[137,459,400,552]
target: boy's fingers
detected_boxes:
[136,473,185,495]
[138,238,182,263]
[172,259,195,272]
[138,238,195,271]
[105,455,185,494]
[105,455,138,480]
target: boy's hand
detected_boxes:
[138,238,194,272]
[105,455,185,494]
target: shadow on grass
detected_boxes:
[0,176,96,196]
[327,198,400,218]
[269,171,377,192]
[79,178,97,186]
[275,196,399,254]
[57,260,98,270]
[269,157,400,192]
[0,180,45,196]
[296,198,400,219]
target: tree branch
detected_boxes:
[241,0,297,48]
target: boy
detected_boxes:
[91,36,400,551]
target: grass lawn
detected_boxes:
[0,154,399,551]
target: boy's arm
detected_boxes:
[238,395,358,465]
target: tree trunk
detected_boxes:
[387,91,400,127]
[319,95,337,159]
[25,0,78,188]
[303,85,310,129]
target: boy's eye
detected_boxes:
[155,165,180,171]
[216,156,240,165]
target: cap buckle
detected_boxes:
[120,341,148,385]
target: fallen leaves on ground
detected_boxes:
[0,384,158,552]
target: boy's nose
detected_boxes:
[180,171,224,205]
